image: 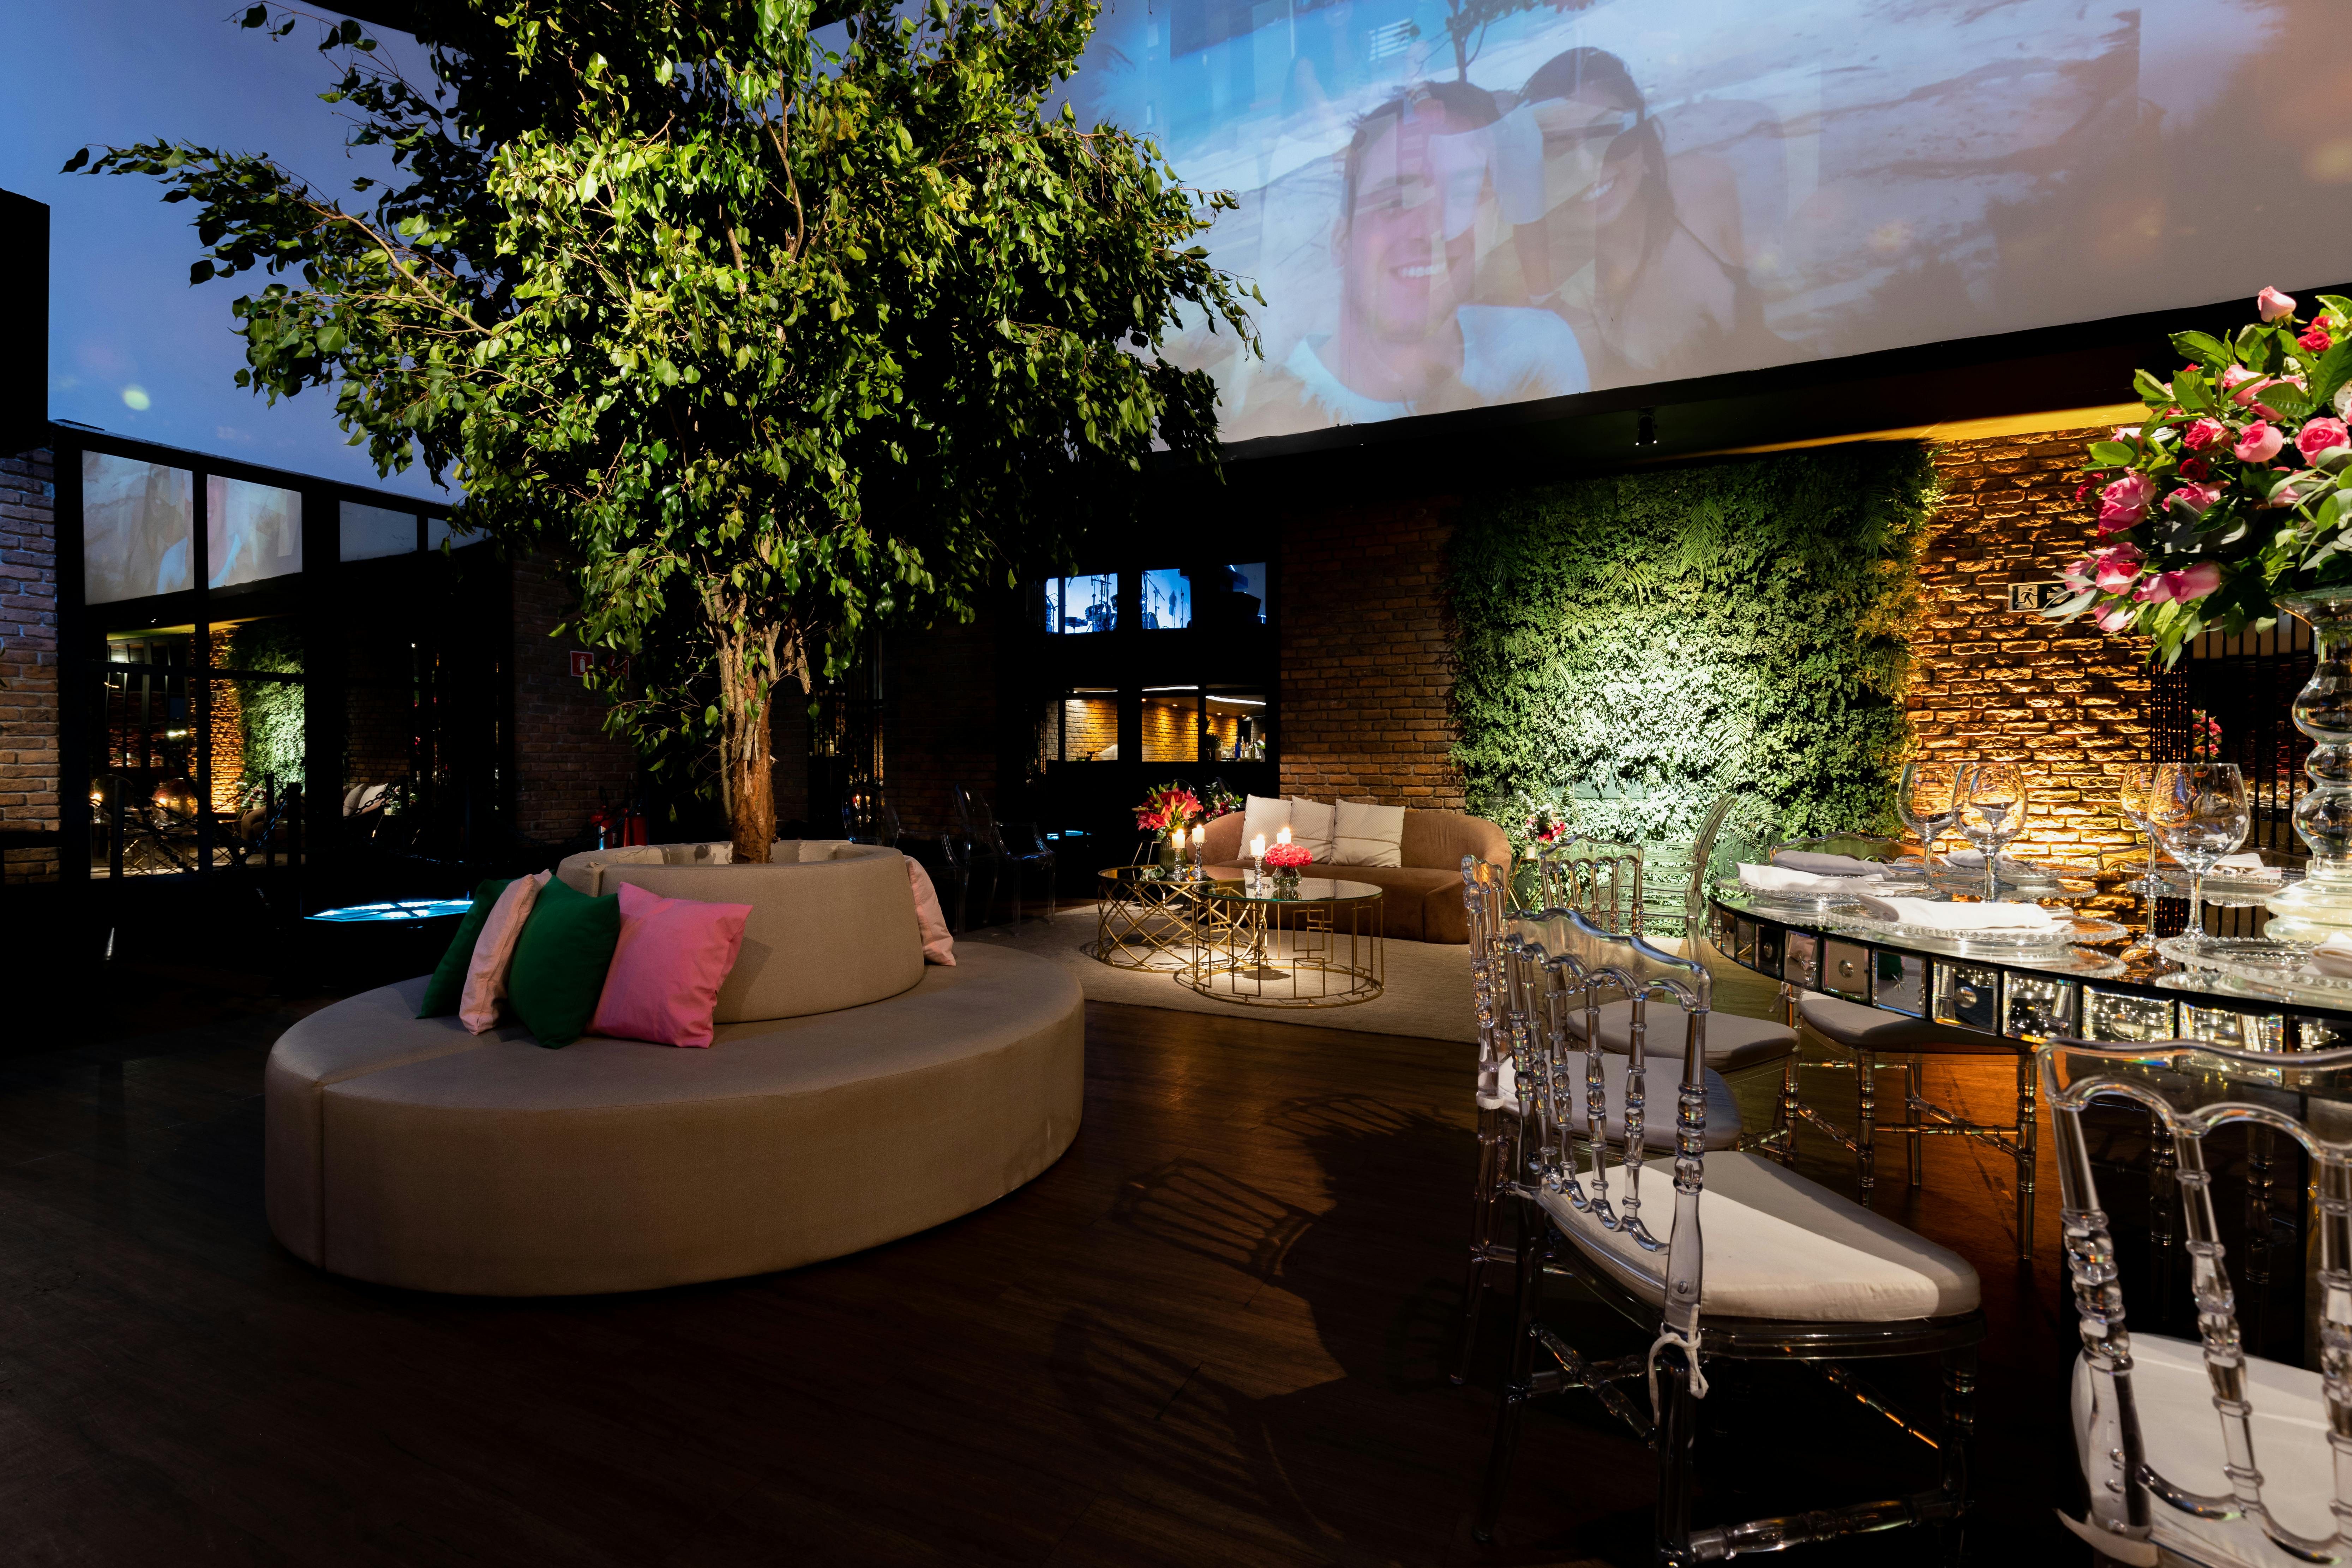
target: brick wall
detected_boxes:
[883,613,997,839]
[1277,494,1465,809]
[510,553,638,845]
[1916,427,2153,863]
[0,449,59,881]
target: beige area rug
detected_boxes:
[956,904,1478,1042]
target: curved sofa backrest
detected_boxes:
[553,843,921,1022]
[1400,810,1509,871]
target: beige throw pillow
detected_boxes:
[1239,794,1290,857]
[458,870,551,1033]
[1287,797,1337,862]
[1333,800,1405,866]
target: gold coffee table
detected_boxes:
[1181,876,1384,1008]
[1092,864,1226,971]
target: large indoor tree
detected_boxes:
[78,0,1255,859]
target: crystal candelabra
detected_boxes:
[2263,587,2352,939]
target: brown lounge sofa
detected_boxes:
[266,842,1083,1296]
[1201,807,1509,943]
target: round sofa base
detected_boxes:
[265,944,1083,1296]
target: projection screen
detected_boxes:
[1058,0,2352,442]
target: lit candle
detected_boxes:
[1250,834,1266,859]
[1276,827,1291,847]
[1192,823,1206,847]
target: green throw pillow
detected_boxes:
[418,878,512,1018]
[505,875,622,1048]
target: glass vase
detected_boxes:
[2262,586,2352,938]
[1272,869,1301,899]
[1155,833,1180,876]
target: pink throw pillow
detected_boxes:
[907,857,955,966]
[458,871,550,1034]
[589,881,752,1047]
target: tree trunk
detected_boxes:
[713,610,786,865]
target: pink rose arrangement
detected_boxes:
[1262,841,1313,871]
[2056,286,2352,661]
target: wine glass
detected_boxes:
[2146,762,2251,954]
[1897,759,1961,872]
[1955,762,2027,901]
[2116,764,2163,889]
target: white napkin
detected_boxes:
[2212,852,2283,881]
[1854,894,2063,931]
[1771,851,1893,877]
[2310,935,2352,978]
[1740,862,1862,893]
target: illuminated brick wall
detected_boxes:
[0,450,58,881]
[510,553,640,845]
[1913,426,2157,864]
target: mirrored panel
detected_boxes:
[340,500,418,562]
[1932,961,2000,1033]
[1871,951,1925,1016]
[2083,987,2176,1043]
[207,475,302,588]
[1044,572,1117,633]
[82,451,193,604]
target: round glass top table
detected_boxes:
[1181,875,1386,1008]
[1705,881,2352,1052]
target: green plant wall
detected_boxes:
[1448,443,1939,847]
[227,620,305,792]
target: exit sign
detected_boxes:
[2008,581,2071,612]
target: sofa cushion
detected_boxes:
[460,871,549,1033]
[589,881,751,1047]
[1333,800,1405,866]
[1287,797,1337,861]
[419,877,509,1019]
[506,876,623,1048]
[1239,794,1289,858]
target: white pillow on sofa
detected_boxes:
[1332,800,1405,866]
[1240,794,1291,855]
[1287,797,1337,862]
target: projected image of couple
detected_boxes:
[1231,49,1772,439]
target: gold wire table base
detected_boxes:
[1179,892,1384,1008]
[1090,866,1221,972]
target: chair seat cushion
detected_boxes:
[1537,1152,1980,1322]
[1476,1055,1741,1151]
[2069,1334,2333,1558]
[1798,992,2009,1053]
[1566,999,1796,1073]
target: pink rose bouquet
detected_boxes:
[2054,286,2352,661]
[1262,841,1312,871]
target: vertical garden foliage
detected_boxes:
[1448,444,1939,842]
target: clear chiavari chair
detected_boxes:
[2045,1035,2352,1568]
[1535,837,1646,932]
[1456,854,1518,1384]
[1474,912,1984,1562]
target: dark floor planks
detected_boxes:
[0,989,2088,1567]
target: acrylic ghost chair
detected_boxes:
[2044,1034,2352,1568]
[1473,912,1983,1563]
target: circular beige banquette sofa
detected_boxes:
[265,841,1082,1296]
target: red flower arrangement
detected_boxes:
[1262,841,1313,870]
[1133,781,1204,835]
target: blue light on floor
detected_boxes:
[306,899,474,923]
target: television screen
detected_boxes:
[1063,0,2352,441]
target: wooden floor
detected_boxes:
[0,975,2087,1566]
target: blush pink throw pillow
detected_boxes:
[907,857,955,966]
[458,870,550,1033]
[589,881,752,1047]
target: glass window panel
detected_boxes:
[1141,568,1190,630]
[1045,572,1117,633]
[1202,689,1268,761]
[207,475,302,588]
[340,499,417,561]
[426,516,483,552]
[82,451,193,604]
[1195,563,1267,627]
[92,632,201,876]
[1141,688,1196,763]
[1040,690,1119,762]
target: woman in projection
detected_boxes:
[1511,49,1777,388]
